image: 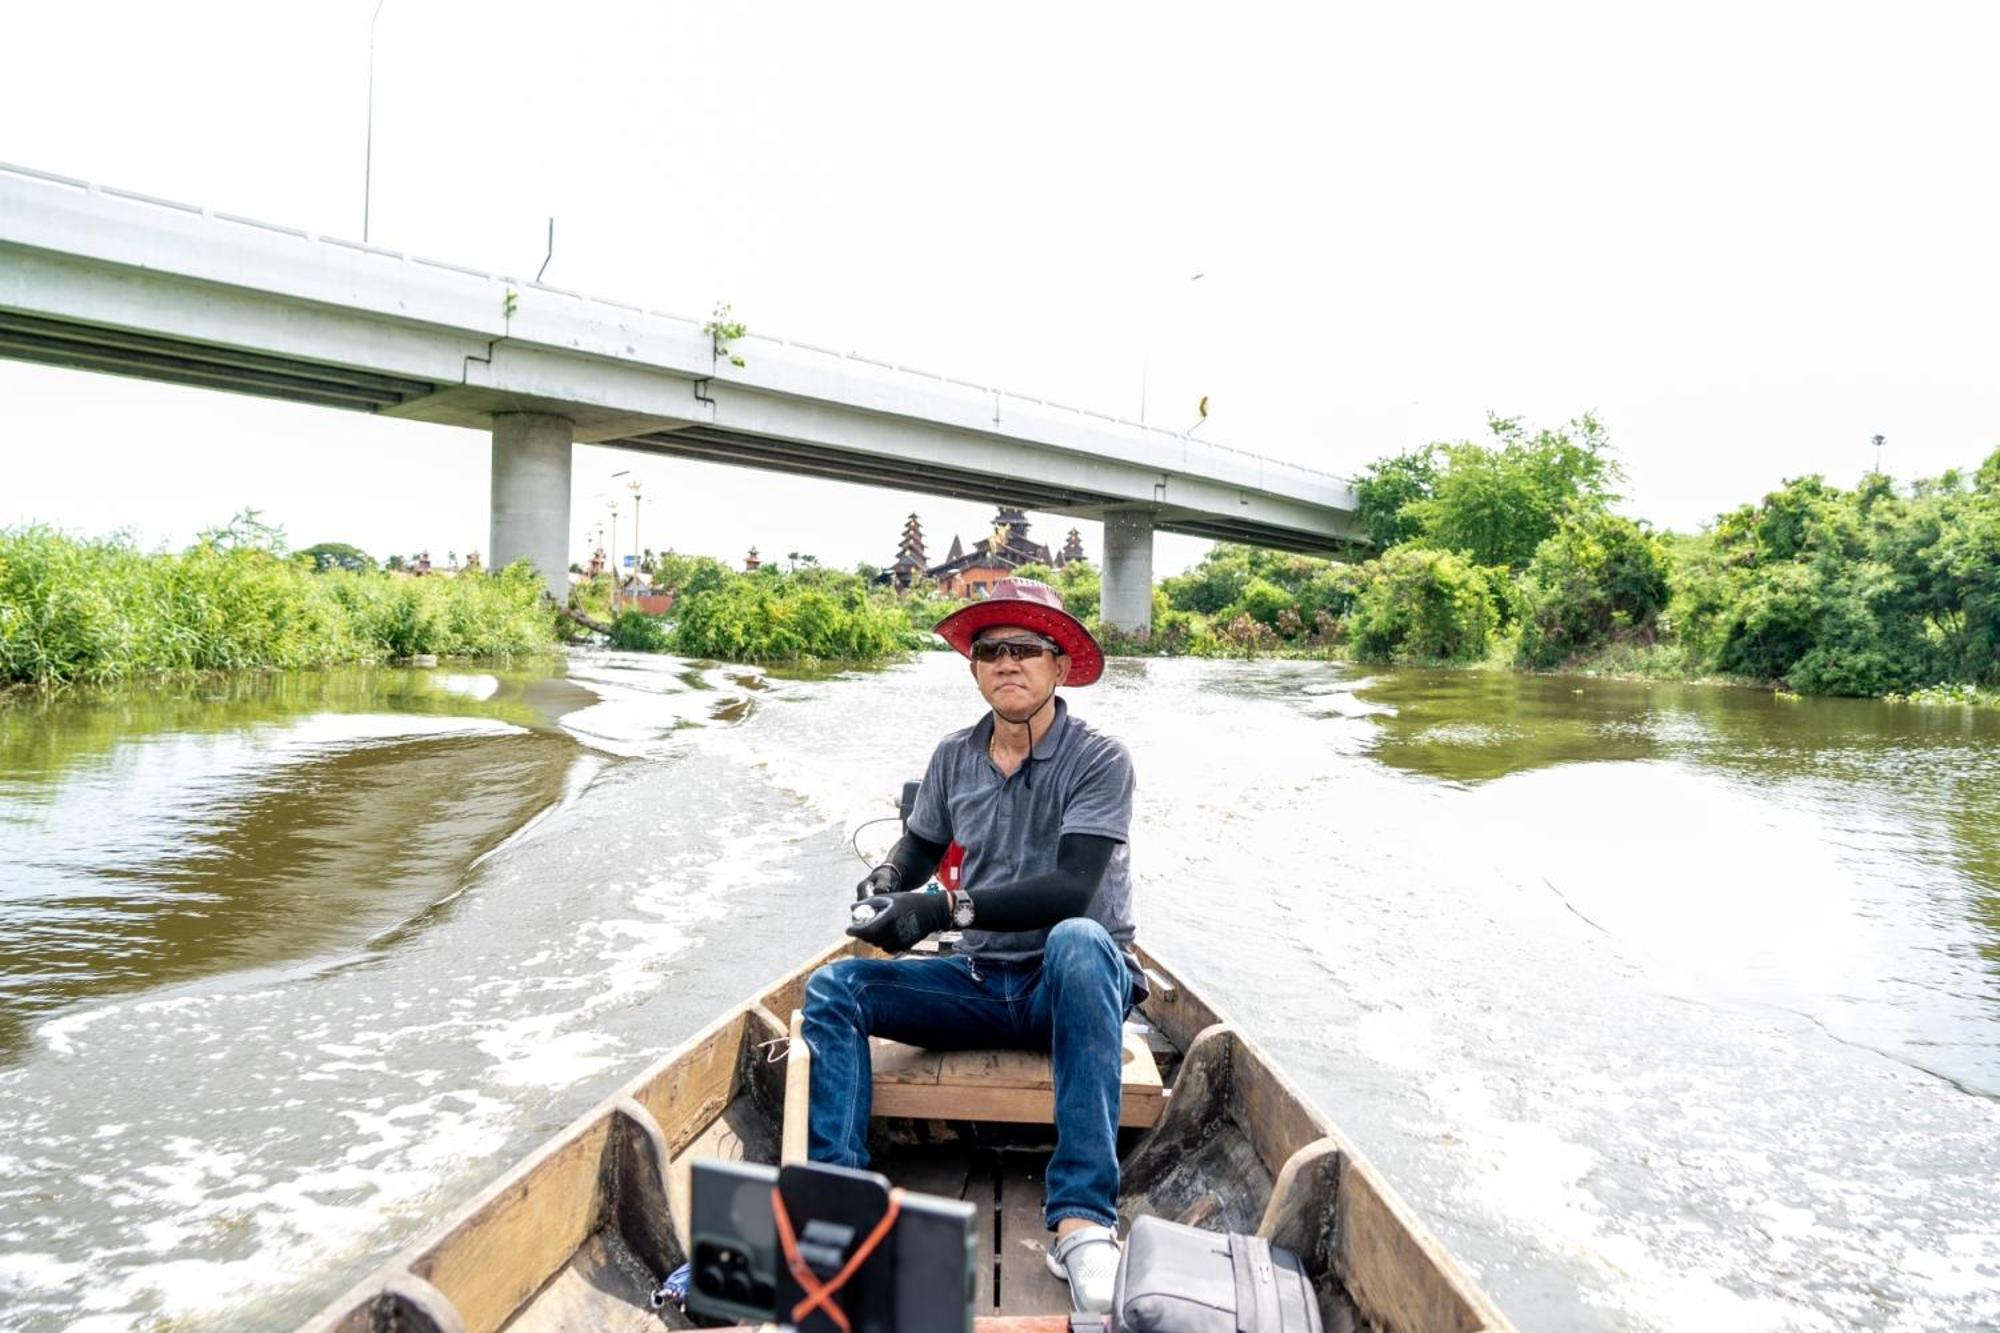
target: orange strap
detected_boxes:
[771,1184,904,1333]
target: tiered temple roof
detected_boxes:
[879,510,1087,595]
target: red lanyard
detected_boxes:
[770,1184,904,1333]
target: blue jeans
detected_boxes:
[800,917,1132,1230]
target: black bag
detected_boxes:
[1111,1215,1323,1333]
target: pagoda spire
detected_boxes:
[897,512,926,566]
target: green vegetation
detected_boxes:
[572,554,925,664]
[1664,464,2000,696]
[1009,561,1100,623]
[298,541,376,573]
[17,414,1994,703]
[705,302,749,368]
[1129,415,2000,700]
[1514,514,1671,669]
[1392,414,1622,569]
[1125,545,1354,657]
[1,515,556,688]
[607,609,672,651]
[1886,683,2000,709]
[667,564,917,662]
[1350,546,1499,663]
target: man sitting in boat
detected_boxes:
[801,577,1137,1314]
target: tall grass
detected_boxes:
[0,525,557,688]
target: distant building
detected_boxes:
[627,591,675,616]
[883,513,928,590]
[926,507,1055,599]
[744,546,763,572]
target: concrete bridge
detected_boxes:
[0,162,1363,632]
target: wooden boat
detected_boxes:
[305,939,1516,1332]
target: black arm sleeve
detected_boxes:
[883,830,949,890]
[964,833,1117,932]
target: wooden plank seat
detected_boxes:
[780,1012,1164,1161]
[869,1029,1164,1126]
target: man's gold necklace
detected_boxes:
[988,722,1024,767]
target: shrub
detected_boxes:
[1348,546,1497,663]
[668,569,914,662]
[1229,577,1298,630]
[1516,515,1672,668]
[608,609,671,651]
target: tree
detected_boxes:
[1661,471,1997,694]
[1160,547,1251,614]
[299,541,376,573]
[1402,415,1623,569]
[196,508,287,554]
[1977,445,2000,496]
[1351,446,1438,549]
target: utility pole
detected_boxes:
[607,501,621,607]
[608,469,632,604]
[628,479,644,579]
[363,0,387,242]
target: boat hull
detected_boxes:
[304,939,1515,1332]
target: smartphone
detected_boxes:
[687,1158,781,1324]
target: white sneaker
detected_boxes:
[1045,1224,1121,1315]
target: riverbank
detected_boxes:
[0,525,929,690]
[1064,419,2000,703]
[0,521,559,688]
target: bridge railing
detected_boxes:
[0,160,1356,500]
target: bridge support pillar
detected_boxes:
[1100,508,1155,639]
[490,413,574,602]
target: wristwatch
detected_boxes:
[948,889,976,930]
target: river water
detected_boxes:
[0,653,1994,1331]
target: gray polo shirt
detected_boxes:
[906,696,1136,964]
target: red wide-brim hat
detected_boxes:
[932,578,1104,686]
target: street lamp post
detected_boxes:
[628,479,644,580]
[1872,434,1886,475]
[607,502,621,607]
[363,0,387,242]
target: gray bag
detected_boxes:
[1111,1215,1323,1333]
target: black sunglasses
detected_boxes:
[971,637,1061,663]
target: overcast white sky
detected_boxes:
[4,1,1997,574]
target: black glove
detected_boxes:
[845,890,951,951]
[855,863,902,903]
